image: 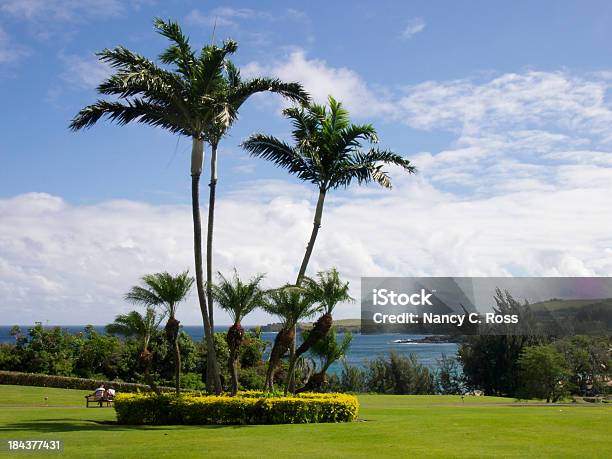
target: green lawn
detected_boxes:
[0,385,610,458]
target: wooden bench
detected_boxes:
[85,393,113,407]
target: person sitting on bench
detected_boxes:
[95,384,106,406]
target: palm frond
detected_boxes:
[69,99,189,135]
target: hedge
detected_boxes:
[114,391,359,425]
[0,370,174,393]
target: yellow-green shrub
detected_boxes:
[114,391,359,425]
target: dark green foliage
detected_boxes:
[518,345,569,402]
[434,354,463,395]
[553,335,611,395]
[364,352,435,395]
[114,391,359,425]
[0,370,174,392]
[242,97,415,192]
[458,289,542,396]
[339,361,367,393]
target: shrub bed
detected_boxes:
[0,370,174,393]
[114,391,359,425]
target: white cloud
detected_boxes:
[1,167,611,326]
[245,50,396,118]
[60,53,111,89]
[401,17,426,39]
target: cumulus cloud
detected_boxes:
[1,166,611,326]
[401,17,426,39]
[244,50,396,118]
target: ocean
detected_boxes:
[0,325,459,375]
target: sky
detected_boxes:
[1,0,612,325]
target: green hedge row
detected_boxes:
[114,392,359,425]
[0,370,173,393]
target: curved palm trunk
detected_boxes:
[285,312,333,394]
[191,137,222,394]
[206,142,218,331]
[286,188,327,393]
[264,326,294,391]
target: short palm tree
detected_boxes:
[211,270,267,395]
[286,268,353,391]
[262,286,318,393]
[297,328,353,393]
[106,308,163,392]
[125,271,194,394]
[243,96,416,288]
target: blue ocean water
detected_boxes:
[0,325,458,375]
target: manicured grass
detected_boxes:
[0,385,610,458]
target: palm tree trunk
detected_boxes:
[174,336,181,395]
[287,188,326,393]
[295,188,327,285]
[191,137,222,394]
[206,142,218,331]
[229,348,239,396]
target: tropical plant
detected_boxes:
[125,271,194,394]
[297,327,353,393]
[286,268,353,392]
[262,286,318,392]
[106,308,163,392]
[211,270,267,394]
[243,96,415,373]
[243,96,415,287]
[69,18,236,393]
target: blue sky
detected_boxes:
[1,1,612,325]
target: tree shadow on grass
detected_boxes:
[0,419,255,433]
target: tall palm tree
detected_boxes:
[202,60,308,335]
[211,270,267,395]
[125,271,194,394]
[68,19,253,394]
[106,308,163,393]
[286,268,353,391]
[296,327,353,393]
[243,96,416,286]
[243,96,416,384]
[262,286,318,393]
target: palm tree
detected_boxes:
[202,61,308,336]
[262,286,318,393]
[296,328,353,393]
[69,19,232,393]
[243,96,415,386]
[69,20,307,394]
[106,308,163,393]
[211,270,267,395]
[243,96,416,287]
[286,268,353,391]
[125,271,194,394]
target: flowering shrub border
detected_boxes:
[114,391,359,425]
